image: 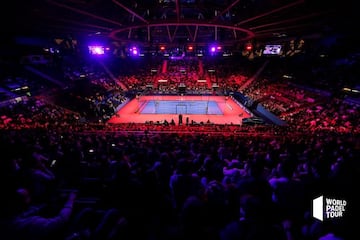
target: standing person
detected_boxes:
[179,114,183,125]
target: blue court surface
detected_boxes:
[140,100,223,115]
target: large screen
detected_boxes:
[263,45,282,55]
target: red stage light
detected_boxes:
[246,45,253,51]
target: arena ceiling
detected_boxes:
[3,0,357,48]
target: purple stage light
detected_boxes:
[129,46,139,56]
[88,45,105,55]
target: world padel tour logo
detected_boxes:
[312,195,347,221]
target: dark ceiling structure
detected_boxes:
[4,0,357,48]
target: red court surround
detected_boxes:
[107,95,251,125]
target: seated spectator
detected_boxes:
[1,188,77,240]
[166,195,219,240]
[169,159,202,210]
[220,195,284,240]
[236,159,273,206]
[21,152,57,205]
[268,159,305,222]
[203,180,230,231]
[1,187,127,240]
